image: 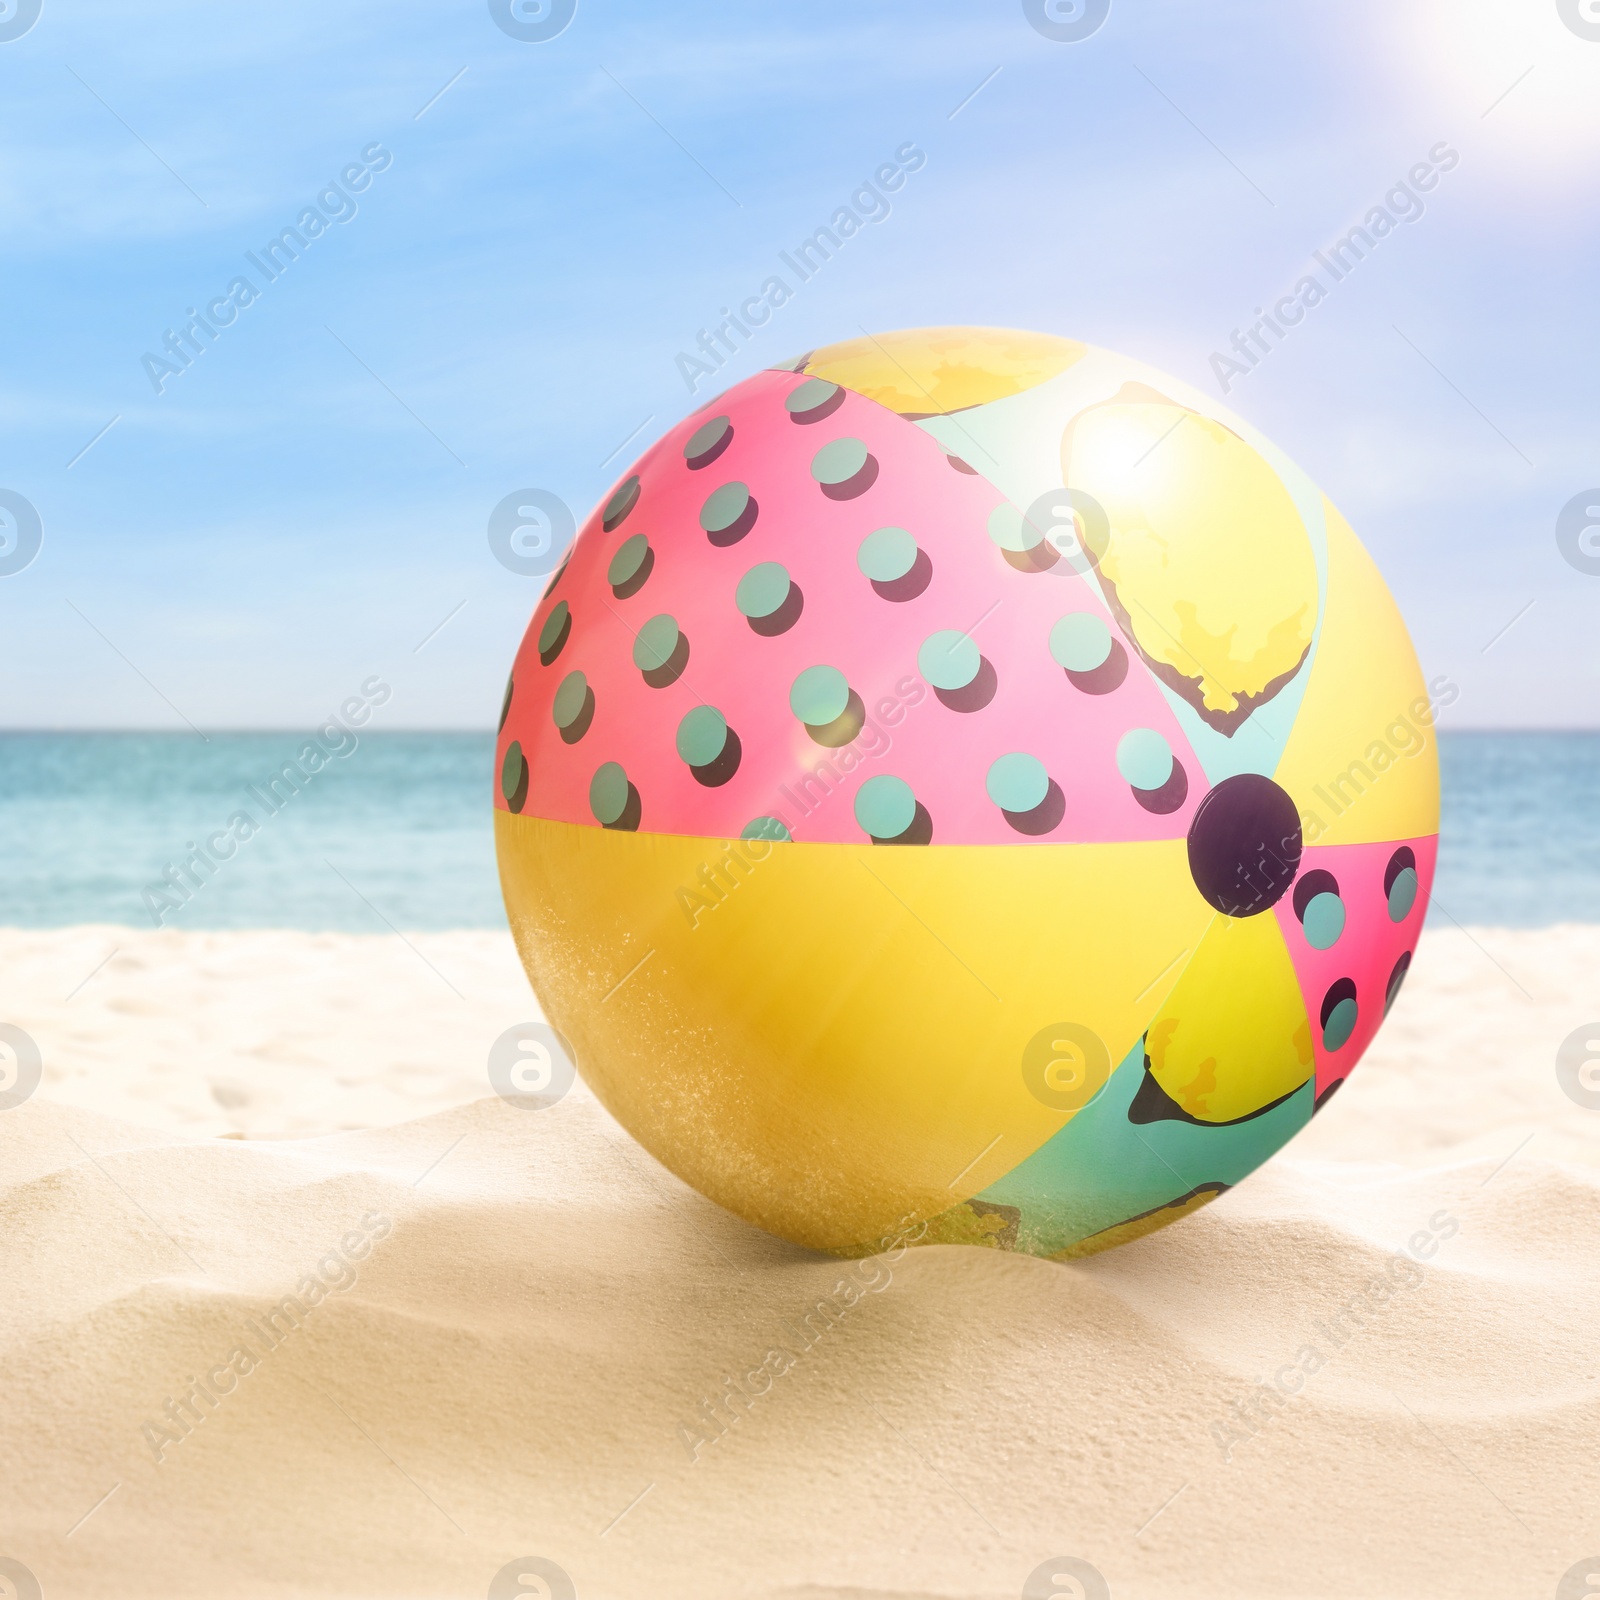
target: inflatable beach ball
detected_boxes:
[495,327,1439,1259]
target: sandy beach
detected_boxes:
[3,921,1599,1599]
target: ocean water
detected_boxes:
[0,731,1593,930]
[1432,732,1600,927]
[0,732,502,932]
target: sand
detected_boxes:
[2,921,1599,1599]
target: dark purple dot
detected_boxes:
[1384,844,1420,920]
[1321,977,1357,1026]
[1292,869,1339,921]
[1384,845,1417,896]
[1385,950,1412,1014]
[1320,977,1359,1049]
[1186,773,1302,916]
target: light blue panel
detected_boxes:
[911,347,1130,515]
[975,1036,1314,1257]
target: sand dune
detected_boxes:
[2,925,532,1137]
[2,924,1599,1599]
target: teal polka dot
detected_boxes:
[735,562,791,619]
[1387,867,1418,922]
[602,476,640,530]
[1116,728,1174,791]
[676,705,728,767]
[742,816,791,842]
[551,670,588,729]
[683,415,730,462]
[500,741,526,803]
[986,503,1032,553]
[1302,891,1346,951]
[785,378,840,416]
[987,753,1049,813]
[857,526,917,583]
[855,775,916,840]
[1323,996,1359,1052]
[633,614,681,672]
[589,762,630,825]
[810,437,868,486]
[918,629,980,692]
[537,601,569,656]
[1049,613,1113,672]
[790,665,850,726]
[699,482,751,535]
[607,534,650,588]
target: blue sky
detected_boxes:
[3,0,1598,729]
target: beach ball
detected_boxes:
[495,327,1439,1259]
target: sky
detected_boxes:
[3,0,1599,730]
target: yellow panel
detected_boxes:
[497,814,1212,1253]
[1060,391,1319,734]
[1271,498,1441,846]
[1143,909,1312,1123]
[800,326,1086,418]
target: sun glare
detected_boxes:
[1380,0,1600,193]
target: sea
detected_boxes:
[0,732,1593,931]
